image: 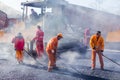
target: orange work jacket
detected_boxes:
[90,34,104,50]
[46,37,58,51]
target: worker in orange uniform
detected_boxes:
[12,33,25,64]
[33,25,44,58]
[46,33,63,72]
[89,31,104,70]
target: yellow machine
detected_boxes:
[106,30,120,42]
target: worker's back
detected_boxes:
[46,37,58,51]
[36,29,44,41]
[12,36,24,50]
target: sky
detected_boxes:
[0,0,120,15]
[66,0,120,15]
[0,0,25,12]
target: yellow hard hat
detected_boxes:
[57,33,63,38]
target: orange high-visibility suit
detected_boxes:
[16,50,23,62]
[33,29,44,58]
[12,35,25,63]
[46,37,58,69]
[90,34,104,69]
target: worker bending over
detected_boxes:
[46,33,63,72]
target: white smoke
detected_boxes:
[0,0,120,67]
[59,51,87,65]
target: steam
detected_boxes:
[0,0,120,70]
[0,20,44,43]
[0,1,21,18]
[60,51,81,64]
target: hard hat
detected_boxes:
[97,31,101,34]
[31,9,34,11]
[57,33,63,38]
[37,25,41,29]
[17,32,22,36]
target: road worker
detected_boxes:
[12,33,25,64]
[89,31,104,70]
[33,25,44,58]
[46,33,63,72]
[84,28,90,48]
[30,9,39,21]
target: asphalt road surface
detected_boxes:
[0,43,120,80]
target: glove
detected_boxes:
[93,46,99,50]
[101,50,104,52]
[51,50,55,54]
[93,47,96,50]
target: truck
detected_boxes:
[0,10,8,36]
[0,10,8,29]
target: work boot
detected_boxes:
[101,67,104,70]
[91,67,95,70]
[47,68,52,72]
[20,61,24,64]
[17,61,21,64]
[53,66,59,70]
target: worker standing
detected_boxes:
[84,28,90,48]
[12,33,25,64]
[30,9,39,21]
[46,33,63,72]
[89,31,104,70]
[33,25,44,58]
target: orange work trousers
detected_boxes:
[91,50,104,69]
[46,50,56,69]
[16,50,23,62]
